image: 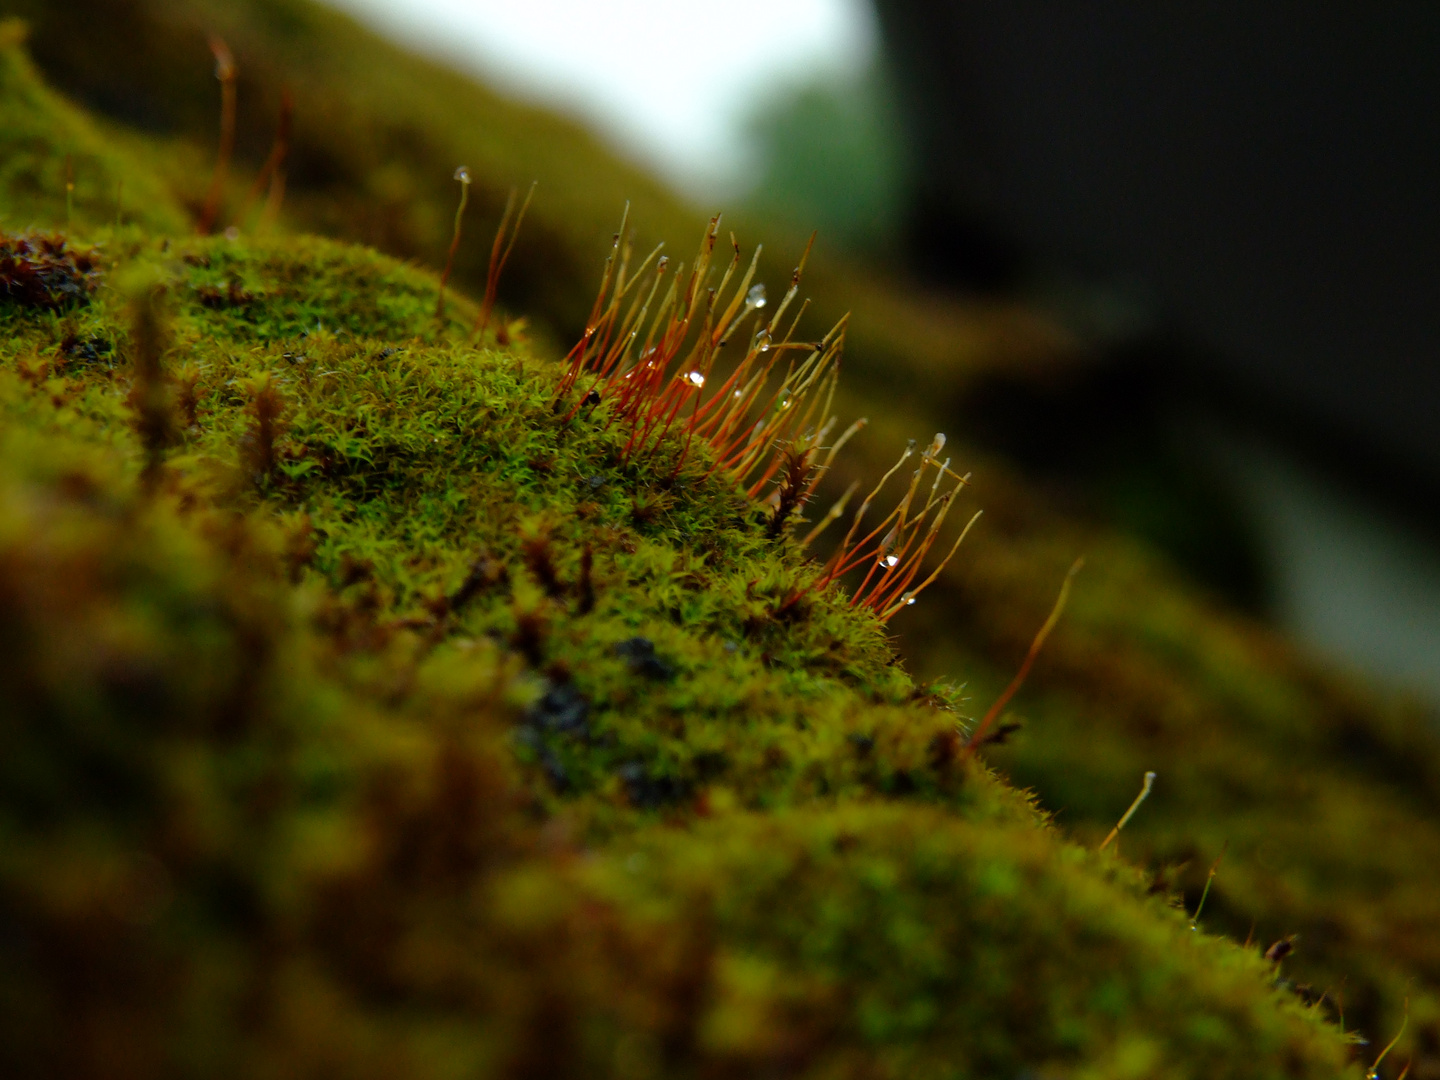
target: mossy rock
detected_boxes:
[0,42,1368,1076]
[0,244,1355,1077]
[2,11,1437,1076]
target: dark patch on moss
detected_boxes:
[58,331,111,365]
[0,231,98,310]
[617,761,690,810]
[194,276,257,309]
[525,681,590,738]
[614,636,677,681]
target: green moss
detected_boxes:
[0,227,977,837]
[595,805,1355,1078]
[0,221,1356,1080]
[1,18,1429,1078]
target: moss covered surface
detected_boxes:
[0,233,1358,1077]
[0,43,1369,1076]
[912,500,1440,1063]
[1,9,1437,1076]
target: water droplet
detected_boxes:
[657,256,669,272]
[745,283,767,310]
[453,166,471,184]
[905,596,916,606]
[686,371,705,387]
[753,328,772,352]
[881,554,900,568]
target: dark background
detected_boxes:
[757,1,1440,701]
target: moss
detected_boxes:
[1,16,1431,1078]
[595,805,1354,1078]
[5,14,1440,1060]
[922,505,1440,1054]
[0,268,1356,1075]
[0,226,979,837]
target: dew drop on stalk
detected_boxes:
[745,283,767,311]
[453,166,471,184]
[881,554,900,568]
[686,371,705,387]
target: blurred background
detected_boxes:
[333,0,1440,705]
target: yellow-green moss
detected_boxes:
[4,13,1434,1076]
[0,246,1357,1075]
[920,501,1440,1051]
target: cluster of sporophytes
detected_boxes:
[553,210,977,624]
[0,18,1429,1079]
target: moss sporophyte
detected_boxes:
[555,210,977,624]
[0,22,1383,1078]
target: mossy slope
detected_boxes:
[896,463,1440,1057]
[13,5,1440,1067]
[0,46,1362,1076]
[0,241,1355,1079]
